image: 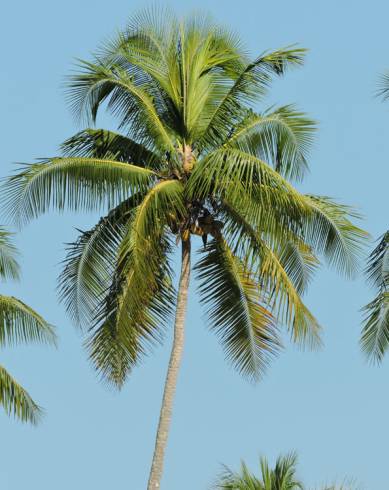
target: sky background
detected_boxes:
[1,1,388,489]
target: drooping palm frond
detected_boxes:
[220,203,321,348]
[277,240,319,295]
[87,231,175,387]
[0,295,56,347]
[0,365,42,425]
[365,231,389,289]
[58,195,141,328]
[301,195,367,278]
[0,227,55,424]
[4,157,155,224]
[228,186,367,280]
[85,180,185,386]
[361,232,389,361]
[195,239,280,381]
[0,228,20,281]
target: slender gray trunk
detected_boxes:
[147,237,191,490]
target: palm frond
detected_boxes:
[365,231,389,289]
[214,462,262,489]
[58,195,141,328]
[60,128,162,169]
[221,202,321,347]
[0,365,42,425]
[86,180,184,386]
[226,106,316,181]
[361,232,389,362]
[277,239,319,295]
[0,228,20,281]
[199,46,307,151]
[377,72,389,100]
[195,239,280,381]
[67,60,175,151]
[188,146,310,206]
[4,157,155,224]
[267,452,303,490]
[302,195,367,278]
[87,232,175,387]
[0,295,56,347]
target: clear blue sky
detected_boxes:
[1,1,388,489]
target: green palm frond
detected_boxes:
[0,295,56,347]
[118,179,185,259]
[215,462,263,489]
[264,452,304,490]
[199,47,307,152]
[87,232,175,387]
[4,157,155,224]
[0,365,42,425]
[0,228,20,281]
[361,232,389,361]
[302,195,367,278]
[226,106,316,182]
[365,231,389,289]
[222,188,365,280]
[188,146,310,204]
[58,196,141,328]
[86,180,184,386]
[67,60,175,151]
[195,239,280,381]
[60,128,162,169]
[277,240,319,295]
[221,203,321,347]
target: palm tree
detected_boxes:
[361,232,389,360]
[4,9,366,488]
[215,452,304,490]
[0,228,56,424]
[214,452,357,490]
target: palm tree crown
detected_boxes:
[0,228,56,424]
[214,452,356,490]
[5,11,365,382]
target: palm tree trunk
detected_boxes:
[147,237,191,490]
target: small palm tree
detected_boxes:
[216,452,304,490]
[361,232,389,360]
[0,228,56,424]
[214,453,357,490]
[4,9,366,488]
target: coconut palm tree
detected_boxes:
[214,452,357,490]
[215,452,304,490]
[4,9,366,489]
[361,232,389,360]
[0,228,56,424]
